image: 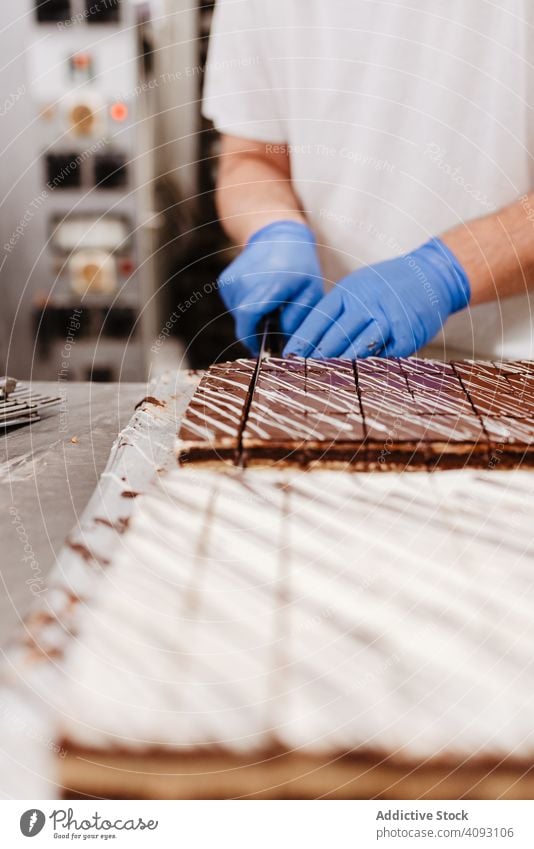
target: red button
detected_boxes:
[119,259,135,275]
[73,53,91,69]
[110,102,129,122]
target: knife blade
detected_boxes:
[260,308,283,358]
[236,309,282,466]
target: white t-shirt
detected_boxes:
[203,0,534,357]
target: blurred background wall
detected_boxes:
[0,0,243,383]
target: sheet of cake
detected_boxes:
[47,466,534,765]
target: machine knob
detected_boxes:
[69,250,117,296]
[65,93,104,137]
[69,103,96,136]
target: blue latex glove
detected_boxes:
[283,238,470,359]
[218,220,324,354]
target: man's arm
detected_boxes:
[283,191,534,359]
[442,193,534,305]
[216,135,534,304]
[212,135,324,353]
[216,135,306,244]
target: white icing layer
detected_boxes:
[52,467,534,760]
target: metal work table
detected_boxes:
[0,382,145,648]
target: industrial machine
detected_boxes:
[2,0,159,381]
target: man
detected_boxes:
[203,0,534,359]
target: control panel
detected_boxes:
[2,0,157,381]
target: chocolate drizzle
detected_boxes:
[176,357,534,470]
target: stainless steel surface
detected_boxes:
[0,381,144,647]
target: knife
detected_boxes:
[236,309,282,467]
[257,307,282,358]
